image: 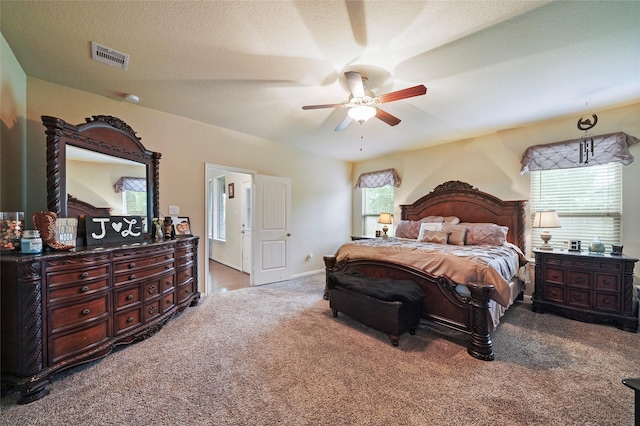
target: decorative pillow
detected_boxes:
[465,224,509,246]
[418,230,450,244]
[442,223,467,246]
[420,215,444,223]
[417,222,443,242]
[443,216,460,224]
[395,220,422,239]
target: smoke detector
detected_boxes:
[91,41,130,70]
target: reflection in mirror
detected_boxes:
[66,146,147,220]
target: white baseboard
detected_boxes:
[291,269,324,279]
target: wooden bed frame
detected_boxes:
[323,180,527,361]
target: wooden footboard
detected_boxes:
[323,255,495,361]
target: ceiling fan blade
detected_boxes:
[375,108,401,126]
[302,103,346,110]
[377,85,427,104]
[345,71,365,98]
[334,115,353,131]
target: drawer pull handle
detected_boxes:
[148,285,157,294]
[129,274,136,280]
[185,273,191,279]
[551,273,558,279]
[128,262,136,269]
[148,306,157,315]
[572,293,585,302]
[166,299,171,304]
[127,316,134,323]
[603,279,610,285]
[126,294,134,301]
[81,309,90,316]
[80,286,89,293]
[550,291,557,296]
[575,276,584,283]
[603,298,610,304]
[80,272,89,279]
[166,281,172,287]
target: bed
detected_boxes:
[323,180,528,360]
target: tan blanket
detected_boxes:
[334,238,528,307]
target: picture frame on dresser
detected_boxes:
[172,216,192,237]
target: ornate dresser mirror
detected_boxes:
[43,115,160,233]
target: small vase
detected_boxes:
[589,237,605,254]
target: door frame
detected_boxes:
[204,163,256,297]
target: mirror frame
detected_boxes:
[43,115,160,230]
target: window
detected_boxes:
[530,162,622,251]
[362,185,394,236]
[121,190,147,216]
[214,175,226,241]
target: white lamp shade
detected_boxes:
[532,210,561,228]
[378,213,393,224]
[348,105,376,122]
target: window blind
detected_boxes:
[530,162,622,250]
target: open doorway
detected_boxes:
[205,164,254,295]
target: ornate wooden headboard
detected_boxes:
[400,181,527,251]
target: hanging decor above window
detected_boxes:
[577,100,599,164]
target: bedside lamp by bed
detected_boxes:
[532,210,561,250]
[378,213,392,239]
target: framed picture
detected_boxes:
[172,216,192,237]
[228,182,235,199]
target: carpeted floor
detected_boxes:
[1,273,638,425]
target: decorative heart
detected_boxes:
[111,222,123,233]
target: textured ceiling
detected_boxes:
[2,1,639,162]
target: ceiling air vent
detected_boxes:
[91,41,130,70]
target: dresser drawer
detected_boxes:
[176,253,193,267]
[49,294,110,333]
[48,279,109,304]
[114,286,142,309]
[114,253,174,273]
[567,271,591,288]
[49,320,110,365]
[544,267,565,284]
[177,267,194,286]
[114,262,175,286]
[47,264,110,287]
[162,291,176,313]
[115,307,143,335]
[144,300,162,322]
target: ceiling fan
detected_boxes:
[302,71,427,131]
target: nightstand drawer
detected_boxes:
[594,293,620,313]
[594,274,619,292]
[568,271,590,288]
[544,267,565,284]
[544,284,565,303]
[567,288,591,309]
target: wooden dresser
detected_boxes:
[532,249,638,332]
[0,237,199,404]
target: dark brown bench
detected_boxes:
[328,272,426,346]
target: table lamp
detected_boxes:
[532,210,561,250]
[378,213,392,238]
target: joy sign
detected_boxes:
[85,216,145,245]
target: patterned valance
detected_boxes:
[354,168,401,189]
[114,176,146,193]
[520,132,639,175]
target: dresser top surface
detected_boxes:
[533,248,638,262]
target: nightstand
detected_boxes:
[532,249,638,332]
[350,236,375,241]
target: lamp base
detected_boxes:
[381,225,389,239]
[539,231,553,250]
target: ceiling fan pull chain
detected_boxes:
[360,123,364,151]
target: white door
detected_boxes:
[241,180,252,274]
[252,174,292,286]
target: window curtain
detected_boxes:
[113,177,146,193]
[520,132,639,175]
[354,168,401,188]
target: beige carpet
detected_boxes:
[1,273,638,425]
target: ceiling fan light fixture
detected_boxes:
[348,105,376,122]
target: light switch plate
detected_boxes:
[168,205,179,215]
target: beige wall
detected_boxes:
[353,102,640,279]
[19,78,352,293]
[0,34,27,212]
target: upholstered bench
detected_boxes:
[328,272,426,346]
